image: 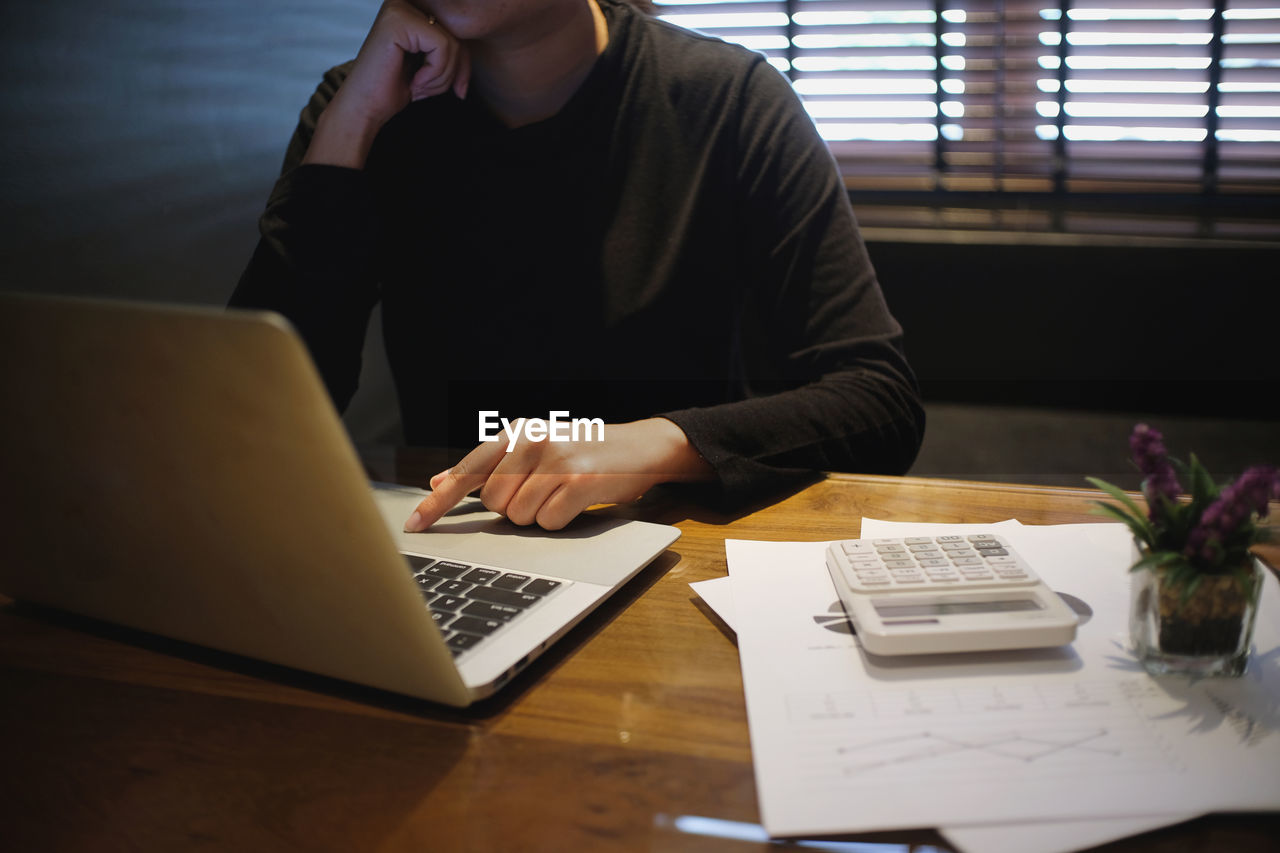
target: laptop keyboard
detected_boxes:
[403,554,570,657]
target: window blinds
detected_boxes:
[654,0,1280,237]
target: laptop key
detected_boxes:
[462,568,501,585]
[437,580,474,596]
[523,579,561,596]
[492,573,530,590]
[424,561,470,580]
[467,586,541,608]
[430,594,468,612]
[462,601,521,621]
[446,633,482,652]
[431,610,455,628]
[451,616,504,636]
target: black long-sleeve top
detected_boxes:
[231,0,925,504]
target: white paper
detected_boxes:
[722,522,1280,843]
[859,521,1202,853]
[693,577,1192,852]
[691,550,1195,852]
[938,814,1194,853]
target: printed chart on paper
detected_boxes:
[785,680,1180,787]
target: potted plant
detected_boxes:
[1088,424,1278,677]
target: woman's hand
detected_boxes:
[304,1,470,168]
[404,418,714,532]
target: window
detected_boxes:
[653,0,1280,239]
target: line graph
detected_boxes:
[785,681,1180,783]
[834,728,1119,775]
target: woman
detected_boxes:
[232,0,925,530]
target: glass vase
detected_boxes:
[1129,555,1265,677]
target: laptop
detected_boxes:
[0,293,680,706]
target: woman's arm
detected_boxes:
[661,58,926,500]
[230,1,468,411]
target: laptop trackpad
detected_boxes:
[369,484,678,587]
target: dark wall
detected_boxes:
[0,0,375,304]
[0,0,402,440]
[871,239,1280,420]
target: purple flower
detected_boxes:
[1129,423,1182,519]
[1185,466,1280,563]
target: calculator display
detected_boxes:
[874,598,1043,618]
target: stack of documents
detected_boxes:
[693,520,1280,853]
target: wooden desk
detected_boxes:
[2,466,1276,852]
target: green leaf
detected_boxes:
[1187,453,1219,507]
[1090,501,1155,548]
[1085,477,1149,523]
[1129,549,1186,573]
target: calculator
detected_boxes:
[825,534,1078,656]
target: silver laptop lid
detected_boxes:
[0,294,473,704]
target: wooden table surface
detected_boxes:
[2,460,1277,852]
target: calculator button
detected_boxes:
[917,557,949,568]
[856,577,893,587]
[883,559,915,569]
[977,548,1008,557]
[842,541,872,555]
[903,537,933,544]
[986,555,1017,565]
[950,556,983,566]
[875,544,907,554]
[850,560,882,570]
[940,541,970,551]
[936,535,964,542]
[907,542,938,552]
